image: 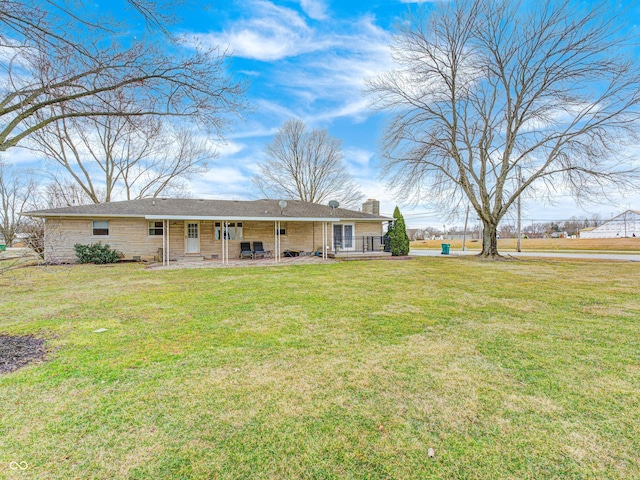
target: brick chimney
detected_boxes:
[362,198,380,215]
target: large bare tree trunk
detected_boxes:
[479,220,499,258]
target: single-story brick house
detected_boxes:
[25,198,392,264]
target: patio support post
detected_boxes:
[166,220,170,265]
[222,220,229,265]
[162,219,166,266]
[333,223,336,252]
[322,222,326,260]
[326,222,330,259]
[322,222,330,260]
[274,220,281,263]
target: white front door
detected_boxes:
[343,224,354,249]
[333,223,355,251]
[185,222,200,253]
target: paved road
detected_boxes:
[410,249,640,262]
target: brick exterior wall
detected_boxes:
[44,217,384,263]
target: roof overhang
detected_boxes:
[23,213,145,218]
[339,217,393,222]
[25,212,391,222]
[145,215,340,222]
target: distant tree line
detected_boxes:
[410,215,606,241]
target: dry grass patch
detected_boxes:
[412,237,640,252]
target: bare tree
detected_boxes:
[252,119,364,209]
[18,179,85,260]
[0,1,247,152]
[561,217,588,237]
[42,180,97,209]
[498,223,516,239]
[29,104,214,203]
[367,0,640,257]
[0,162,37,246]
[589,214,604,228]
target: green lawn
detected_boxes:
[1,258,639,479]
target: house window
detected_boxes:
[92,221,109,236]
[227,222,236,240]
[215,222,243,240]
[276,222,286,236]
[214,222,242,240]
[148,221,164,236]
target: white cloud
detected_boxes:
[227,121,279,140]
[2,147,43,167]
[189,164,252,199]
[254,99,297,119]
[197,0,333,61]
[217,141,245,156]
[197,5,393,121]
[344,147,374,168]
[298,0,328,20]
[199,166,248,184]
[355,177,397,214]
[271,16,393,121]
[314,99,372,123]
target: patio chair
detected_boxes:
[239,242,253,259]
[253,241,266,259]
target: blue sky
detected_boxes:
[181,0,406,215]
[8,0,640,228]
[180,0,640,227]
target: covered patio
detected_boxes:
[26,198,392,264]
[154,217,340,266]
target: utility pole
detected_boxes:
[517,165,522,252]
[462,205,470,251]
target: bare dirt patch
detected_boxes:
[0,335,46,374]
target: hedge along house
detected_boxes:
[25,198,392,264]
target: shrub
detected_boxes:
[74,243,123,264]
[389,206,410,256]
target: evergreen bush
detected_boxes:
[389,206,410,256]
[74,243,123,264]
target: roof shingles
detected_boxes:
[25,198,391,221]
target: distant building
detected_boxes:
[579,210,639,238]
[406,228,422,241]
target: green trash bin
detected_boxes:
[0,244,5,252]
[441,243,450,255]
